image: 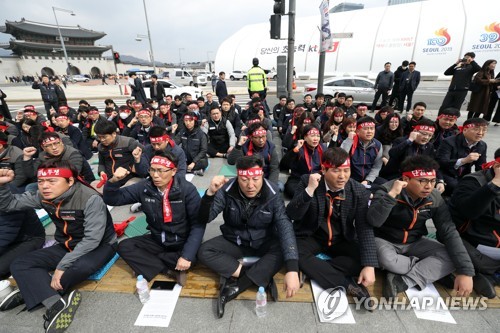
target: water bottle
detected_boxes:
[255,286,267,317]
[136,275,150,304]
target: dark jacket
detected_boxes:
[450,169,500,248]
[0,207,44,255]
[401,115,429,136]
[367,180,474,276]
[393,66,408,89]
[431,123,459,151]
[82,115,107,141]
[436,133,487,181]
[55,84,67,106]
[215,80,228,101]
[150,81,166,102]
[375,70,394,90]
[286,175,378,268]
[341,137,383,183]
[444,61,481,91]
[0,89,10,120]
[32,82,58,102]
[131,77,147,104]
[122,117,165,146]
[97,135,143,184]
[227,140,279,183]
[289,144,326,179]
[57,125,93,160]
[399,70,420,92]
[0,182,117,270]
[199,178,299,272]
[380,136,438,180]
[178,127,208,165]
[104,176,204,261]
[0,145,27,187]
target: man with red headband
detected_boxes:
[367,155,474,299]
[286,147,378,308]
[22,105,46,125]
[341,116,383,186]
[437,118,488,195]
[0,160,117,333]
[449,148,500,298]
[227,122,279,184]
[103,151,203,286]
[380,119,445,193]
[136,126,187,178]
[54,113,92,160]
[122,108,165,146]
[284,124,326,198]
[431,107,460,150]
[401,102,429,136]
[55,105,77,123]
[354,103,368,119]
[82,107,106,152]
[203,107,236,159]
[198,155,300,318]
[177,111,208,176]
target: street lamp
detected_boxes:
[52,6,75,76]
[139,0,156,73]
[178,48,185,68]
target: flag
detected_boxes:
[319,0,333,52]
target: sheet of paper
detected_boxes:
[405,284,456,324]
[311,280,356,324]
[134,285,182,327]
[185,174,195,182]
[477,244,500,260]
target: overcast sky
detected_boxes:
[0,0,387,63]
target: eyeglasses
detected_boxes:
[148,168,172,175]
[414,178,437,186]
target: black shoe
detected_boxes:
[43,290,82,333]
[268,279,278,302]
[345,277,373,311]
[473,273,496,299]
[383,273,408,299]
[217,279,239,318]
[0,289,24,311]
[436,274,455,289]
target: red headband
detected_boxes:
[306,128,320,136]
[482,157,500,170]
[137,110,151,117]
[88,110,100,115]
[0,124,8,131]
[24,111,36,116]
[358,106,368,111]
[184,115,198,121]
[322,158,351,169]
[437,114,457,120]
[24,106,35,111]
[42,136,61,146]
[0,140,7,145]
[59,106,68,111]
[56,115,69,121]
[150,135,169,144]
[413,125,435,133]
[402,169,436,178]
[390,116,399,121]
[357,122,375,129]
[247,119,260,125]
[303,119,312,124]
[251,129,267,137]
[37,168,73,178]
[150,156,175,168]
[237,167,264,177]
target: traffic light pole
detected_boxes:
[110,46,123,95]
[286,0,296,98]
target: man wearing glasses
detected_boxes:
[367,155,474,299]
[437,118,488,195]
[380,119,446,193]
[103,152,203,286]
[122,109,165,146]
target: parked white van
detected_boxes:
[161,69,207,86]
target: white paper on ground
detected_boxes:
[405,284,456,324]
[185,174,195,182]
[134,285,182,327]
[311,280,356,324]
[476,244,500,260]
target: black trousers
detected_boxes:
[439,90,468,114]
[188,159,208,172]
[398,89,414,112]
[43,100,59,118]
[10,242,116,310]
[284,175,301,199]
[462,239,500,276]
[388,84,400,106]
[297,236,362,290]
[485,91,500,122]
[207,142,229,157]
[197,235,283,287]
[0,237,45,280]
[371,89,389,111]
[117,234,183,282]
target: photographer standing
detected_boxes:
[439,52,481,114]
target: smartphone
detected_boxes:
[151,280,176,291]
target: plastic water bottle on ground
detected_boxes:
[136,275,150,304]
[255,286,267,317]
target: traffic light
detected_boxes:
[273,0,285,15]
[270,15,281,39]
[113,52,121,63]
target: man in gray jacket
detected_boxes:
[371,62,394,113]
[197,155,300,318]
